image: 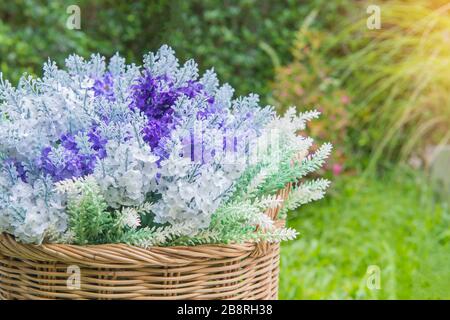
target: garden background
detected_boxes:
[0,0,448,299]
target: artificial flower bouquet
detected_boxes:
[0,46,331,300]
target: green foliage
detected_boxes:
[167,197,298,246]
[271,15,352,171]
[64,178,121,245]
[279,169,450,299]
[322,1,450,170]
[0,0,175,84]
[121,225,187,248]
[0,0,349,100]
[255,143,332,197]
[272,1,450,172]
[164,0,319,97]
[279,178,330,218]
[57,177,145,245]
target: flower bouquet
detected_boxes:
[0,46,331,300]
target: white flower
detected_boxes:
[93,139,158,208]
[120,207,141,229]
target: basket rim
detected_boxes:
[0,232,279,267]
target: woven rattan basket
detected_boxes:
[0,184,291,300]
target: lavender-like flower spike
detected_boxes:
[129,70,211,156]
[92,72,115,101]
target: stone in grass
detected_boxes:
[429,145,450,200]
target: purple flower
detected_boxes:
[87,126,108,158]
[92,72,115,101]
[2,158,27,182]
[37,127,108,182]
[129,71,210,155]
[36,146,85,182]
[92,70,218,161]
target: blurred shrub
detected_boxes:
[273,1,450,172]
[0,0,175,83]
[327,1,450,171]
[0,0,349,99]
[0,1,74,82]
[165,0,350,97]
[271,12,352,175]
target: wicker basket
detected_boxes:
[0,185,291,300]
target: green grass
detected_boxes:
[279,169,450,299]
